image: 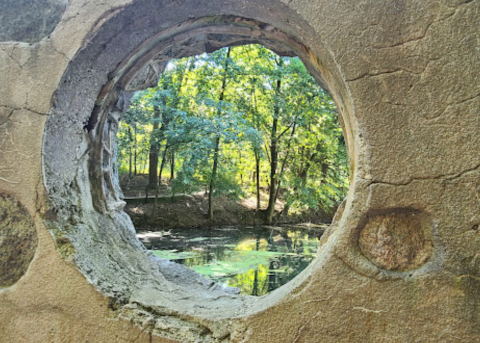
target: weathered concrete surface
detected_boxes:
[1,0,479,342]
[0,0,67,43]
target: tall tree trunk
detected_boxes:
[148,151,159,187]
[207,47,231,220]
[274,123,296,204]
[128,127,132,177]
[265,116,278,223]
[140,152,147,175]
[129,147,132,177]
[159,60,190,186]
[251,82,261,211]
[158,145,168,184]
[321,162,328,184]
[148,106,161,189]
[265,78,281,224]
[255,151,261,210]
[239,149,243,183]
[208,136,221,219]
[170,149,175,182]
[134,125,137,175]
[170,150,175,203]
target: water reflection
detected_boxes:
[137,226,324,296]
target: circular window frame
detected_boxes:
[42,0,357,340]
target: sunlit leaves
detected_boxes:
[116,44,349,215]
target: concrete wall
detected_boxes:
[1,0,479,342]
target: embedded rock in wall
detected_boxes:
[358,209,433,271]
[0,194,37,288]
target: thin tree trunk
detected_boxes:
[208,136,221,219]
[134,125,137,175]
[207,47,231,220]
[170,149,175,182]
[129,147,132,178]
[128,127,132,177]
[265,116,278,224]
[255,151,261,210]
[158,145,168,184]
[148,107,161,189]
[265,78,281,224]
[140,152,147,175]
[274,123,296,203]
[321,162,328,184]
[134,150,137,175]
[252,83,261,211]
[283,148,321,216]
[148,151,159,186]
[170,149,176,203]
[239,149,243,183]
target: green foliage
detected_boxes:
[116,44,349,216]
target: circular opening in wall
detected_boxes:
[42,2,354,340]
[116,44,349,296]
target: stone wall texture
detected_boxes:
[0,0,479,342]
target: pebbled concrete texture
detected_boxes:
[0,0,479,342]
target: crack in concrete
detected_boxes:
[346,1,475,83]
[0,106,15,126]
[0,165,21,184]
[5,47,23,70]
[352,306,387,314]
[367,162,480,188]
[346,54,443,83]
[0,176,20,184]
[346,68,404,82]
[424,92,480,120]
[380,20,434,50]
[0,105,48,117]
[0,120,14,150]
[303,295,333,304]
[375,0,473,50]
[51,43,71,62]
[290,291,340,343]
[0,43,35,70]
[291,305,329,343]
[131,328,146,343]
[352,21,381,40]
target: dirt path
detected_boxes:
[120,174,335,230]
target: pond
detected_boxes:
[137,225,325,296]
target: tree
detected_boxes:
[116,44,349,223]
